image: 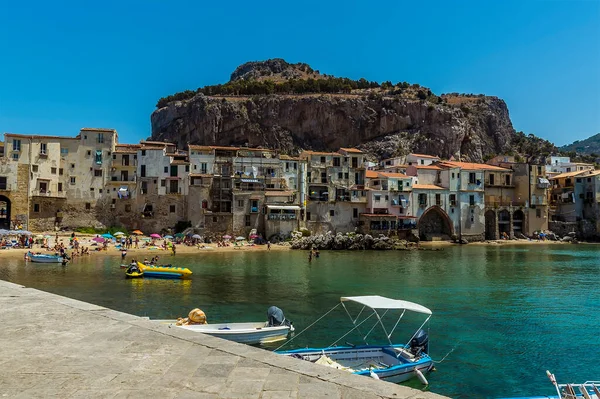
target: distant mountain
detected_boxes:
[560,133,600,155]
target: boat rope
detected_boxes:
[274,303,342,352]
[430,341,460,364]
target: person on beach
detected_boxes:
[121,249,127,261]
[267,241,271,250]
[171,244,176,256]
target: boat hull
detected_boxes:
[278,344,433,384]
[159,321,293,344]
[137,262,192,279]
[28,252,64,263]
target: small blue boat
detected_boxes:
[27,251,66,264]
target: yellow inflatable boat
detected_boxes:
[137,262,192,279]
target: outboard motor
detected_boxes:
[267,306,292,327]
[410,329,429,356]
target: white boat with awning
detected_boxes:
[276,295,435,385]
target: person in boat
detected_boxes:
[144,257,149,265]
[126,263,140,274]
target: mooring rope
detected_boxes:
[274,303,342,351]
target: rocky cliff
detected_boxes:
[151,60,518,162]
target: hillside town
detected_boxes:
[0,127,597,242]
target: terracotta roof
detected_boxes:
[4,133,79,140]
[188,145,214,151]
[170,160,189,165]
[412,184,446,190]
[113,150,138,154]
[211,146,239,151]
[584,170,600,177]
[550,170,588,180]
[408,153,440,159]
[365,170,379,178]
[299,150,339,158]
[339,147,363,154]
[140,140,175,146]
[80,128,117,133]
[377,172,410,179]
[414,165,442,170]
[437,161,509,171]
[264,191,294,196]
[278,155,302,161]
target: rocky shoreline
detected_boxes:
[290,231,423,250]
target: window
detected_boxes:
[90,187,95,192]
[164,166,168,173]
[51,167,57,174]
[12,139,21,151]
[0,177,7,190]
[169,205,176,213]
[111,198,116,204]
[58,183,63,192]
[307,212,311,221]
[374,195,381,202]
[185,165,189,172]
[87,151,91,156]
[38,181,47,193]
[469,195,475,206]
[245,215,251,226]
[449,194,456,205]
[112,154,117,160]
[161,180,166,187]
[12,153,18,161]
[59,168,63,176]
[97,133,104,144]
[202,200,208,209]
[333,157,340,167]
[70,177,76,185]
[84,135,87,140]
[587,178,592,183]
[452,172,455,179]
[330,210,335,217]
[237,199,244,207]
[70,163,75,169]
[140,165,146,177]
[60,148,68,156]
[251,200,259,213]
[40,143,47,155]
[344,173,349,179]
[33,203,40,213]
[200,163,207,173]
[353,208,358,218]
[85,203,91,210]
[213,216,218,223]
[489,174,495,185]
[420,160,425,165]
[320,156,326,163]
[94,169,102,177]
[338,172,343,179]
[193,165,197,170]
[141,150,146,156]
[536,208,541,218]
[435,193,441,206]
[99,189,102,193]
[469,173,476,184]
[32,165,38,172]
[95,150,102,164]
[385,195,389,201]
[418,193,427,206]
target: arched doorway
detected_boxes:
[418,206,453,240]
[498,209,510,237]
[513,209,524,236]
[0,195,11,230]
[485,210,497,240]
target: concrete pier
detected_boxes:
[0,280,448,398]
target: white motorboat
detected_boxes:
[276,295,434,385]
[499,371,600,399]
[176,322,293,344]
[159,306,294,345]
[27,251,67,264]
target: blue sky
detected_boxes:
[0,0,598,146]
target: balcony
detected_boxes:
[32,189,66,198]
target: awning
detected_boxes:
[538,178,550,184]
[341,296,432,315]
[266,205,300,211]
[118,187,128,192]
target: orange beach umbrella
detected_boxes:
[132,230,144,235]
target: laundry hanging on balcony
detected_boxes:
[95,150,103,165]
[117,187,129,199]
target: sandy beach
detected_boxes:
[0,232,583,260]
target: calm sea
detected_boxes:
[1,244,599,399]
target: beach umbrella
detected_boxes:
[235,236,245,241]
[44,234,52,238]
[142,237,152,241]
[113,231,125,236]
[192,234,201,239]
[150,233,161,239]
[0,229,9,236]
[164,235,174,239]
[174,233,185,238]
[222,235,232,240]
[21,231,33,235]
[101,233,114,239]
[132,230,144,235]
[92,237,105,243]
[249,234,258,239]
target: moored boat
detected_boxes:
[125,270,144,278]
[498,371,600,399]
[137,262,192,279]
[27,251,67,264]
[158,306,294,345]
[276,295,434,385]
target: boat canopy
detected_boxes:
[341,296,432,315]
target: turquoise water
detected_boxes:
[1,245,599,398]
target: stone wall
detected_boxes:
[549,220,597,240]
[28,197,67,231]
